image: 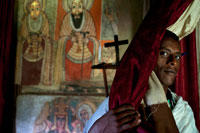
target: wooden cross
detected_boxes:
[92,35,128,97]
[104,35,128,65]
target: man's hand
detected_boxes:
[89,104,141,133]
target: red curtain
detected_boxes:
[109,0,193,109]
[175,31,200,129]
[109,0,200,130]
[0,0,15,130]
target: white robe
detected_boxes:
[83,92,198,133]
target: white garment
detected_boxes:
[171,92,198,133]
[83,92,198,133]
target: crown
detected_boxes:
[53,98,68,116]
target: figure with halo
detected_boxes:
[55,0,100,84]
[15,0,53,86]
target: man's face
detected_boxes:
[72,0,83,18]
[29,1,41,20]
[154,37,181,88]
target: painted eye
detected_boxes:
[160,51,168,57]
[31,8,34,11]
[73,6,76,8]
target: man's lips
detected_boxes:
[163,69,176,75]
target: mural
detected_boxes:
[14,0,120,93]
[14,0,144,132]
[15,0,54,86]
[101,0,118,40]
[54,0,100,84]
[14,0,144,93]
[16,95,105,133]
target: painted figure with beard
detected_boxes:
[55,0,99,84]
[15,0,53,86]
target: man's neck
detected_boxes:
[163,85,168,94]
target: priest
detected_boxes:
[83,30,198,133]
[84,0,200,132]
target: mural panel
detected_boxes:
[15,0,144,94]
[15,0,123,93]
[16,95,105,133]
[15,0,54,86]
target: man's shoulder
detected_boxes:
[170,91,194,115]
[170,92,198,132]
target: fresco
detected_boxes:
[101,0,118,40]
[16,95,105,133]
[14,0,145,93]
[55,0,100,84]
[14,0,123,93]
[15,0,54,86]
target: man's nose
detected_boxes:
[167,55,176,66]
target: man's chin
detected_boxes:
[162,79,175,87]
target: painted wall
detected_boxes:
[14,0,144,132]
[16,95,104,133]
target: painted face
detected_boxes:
[29,1,41,20]
[80,109,89,123]
[56,115,66,129]
[154,37,181,88]
[72,0,83,18]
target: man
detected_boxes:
[83,30,198,132]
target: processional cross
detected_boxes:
[92,35,128,97]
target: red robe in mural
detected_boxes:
[15,13,53,86]
[55,10,99,83]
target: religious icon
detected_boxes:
[33,97,97,133]
[15,0,53,86]
[54,0,100,84]
[101,0,118,40]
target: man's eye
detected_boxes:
[160,51,168,57]
[175,55,181,60]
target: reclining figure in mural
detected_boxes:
[15,0,53,86]
[55,0,99,84]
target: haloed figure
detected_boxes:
[55,0,100,84]
[15,0,53,86]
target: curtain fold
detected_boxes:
[109,0,192,110]
[196,20,200,113]
[175,31,200,129]
[0,0,15,130]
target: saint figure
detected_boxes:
[15,0,53,86]
[55,0,99,84]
